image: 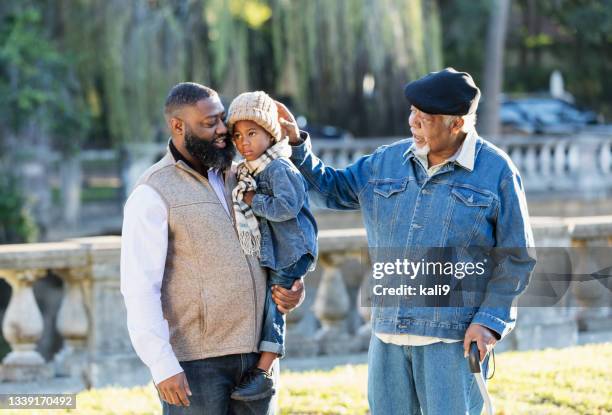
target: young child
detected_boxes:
[227,91,318,401]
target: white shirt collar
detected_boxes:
[404,129,477,172]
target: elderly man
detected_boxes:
[283,68,535,414]
[120,82,305,414]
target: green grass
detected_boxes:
[2,343,610,414]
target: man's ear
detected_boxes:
[169,117,184,136]
[453,117,465,134]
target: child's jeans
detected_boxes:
[259,254,314,357]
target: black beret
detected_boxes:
[403,67,481,116]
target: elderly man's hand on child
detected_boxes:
[275,100,300,143]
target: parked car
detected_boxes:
[499,97,603,135]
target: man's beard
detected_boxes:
[413,142,430,157]
[184,129,235,171]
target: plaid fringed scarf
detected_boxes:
[232,139,292,257]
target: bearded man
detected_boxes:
[120,82,305,414]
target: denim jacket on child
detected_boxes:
[251,157,318,271]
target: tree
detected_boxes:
[27,0,443,144]
[0,1,90,241]
[480,0,512,137]
[0,1,90,156]
[440,0,612,120]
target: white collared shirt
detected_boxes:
[406,129,477,176]
[120,168,229,384]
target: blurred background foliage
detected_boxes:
[441,0,612,117]
[1,0,610,149]
[0,0,443,150]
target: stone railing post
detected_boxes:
[599,139,612,176]
[285,285,319,357]
[572,137,605,198]
[552,141,567,179]
[356,255,373,351]
[71,236,149,387]
[508,146,524,174]
[523,144,538,179]
[539,143,552,180]
[313,252,356,354]
[53,267,90,378]
[0,269,53,381]
[569,237,612,332]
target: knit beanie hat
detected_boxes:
[227,91,282,142]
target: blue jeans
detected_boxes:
[161,353,277,414]
[259,254,314,357]
[368,335,489,415]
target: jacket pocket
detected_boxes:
[445,185,495,246]
[372,178,409,198]
[451,186,493,207]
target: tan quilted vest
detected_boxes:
[133,151,267,361]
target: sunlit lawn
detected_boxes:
[2,343,610,414]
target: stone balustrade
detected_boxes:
[311,138,402,167]
[0,242,87,382]
[78,132,612,207]
[312,133,612,198]
[0,218,611,389]
[35,132,612,237]
[493,134,612,197]
[311,134,612,217]
[0,237,145,390]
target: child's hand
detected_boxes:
[271,278,305,314]
[243,190,256,206]
[275,100,300,144]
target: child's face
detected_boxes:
[232,120,274,161]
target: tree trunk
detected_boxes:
[480,0,512,138]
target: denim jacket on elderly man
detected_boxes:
[290,129,536,341]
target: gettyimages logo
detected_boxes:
[372,258,487,279]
